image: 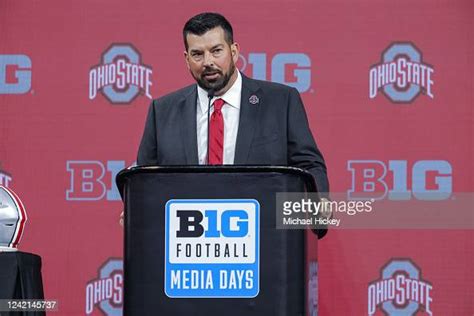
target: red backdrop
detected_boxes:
[1,0,472,315]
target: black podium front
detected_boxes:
[117,166,319,316]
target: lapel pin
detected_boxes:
[249,95,259,105]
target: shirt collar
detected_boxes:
[197,71,242,114]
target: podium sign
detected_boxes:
[165,199,260,298]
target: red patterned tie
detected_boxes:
[208,98,225,165]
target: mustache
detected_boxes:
[202,67,222,75]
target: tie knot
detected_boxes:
[213,98,225,112]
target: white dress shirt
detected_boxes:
[196,71,242,165]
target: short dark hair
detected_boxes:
[183,12,234,51]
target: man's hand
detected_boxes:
[119,211,124,227]
[319,198,332,219]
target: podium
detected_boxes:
[117,166,322,316]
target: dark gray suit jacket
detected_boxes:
[137,74,329,193]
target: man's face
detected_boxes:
[184,27,239,95]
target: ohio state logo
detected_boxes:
[368,258,433,315]
[369,42,434,103]
[85,258,123,315]
[89,43,152,104]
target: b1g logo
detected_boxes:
[0,55,32,94]
[89,43,152,104]
[369,42,434,103]
[348,160,452,200]
[368,259,433,316]
[165,199,260,298]
[0,168,13,187]
[66,160,130,201]
[85,258,123,315]
[239,53,311,93]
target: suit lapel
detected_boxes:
[181,86,199,164]
[234,75,261,164]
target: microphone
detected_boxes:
[206,89,215,165]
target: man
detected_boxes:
[137,12,329,195]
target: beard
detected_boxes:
[193,62,236,94]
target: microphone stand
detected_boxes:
[207,89,215,165]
